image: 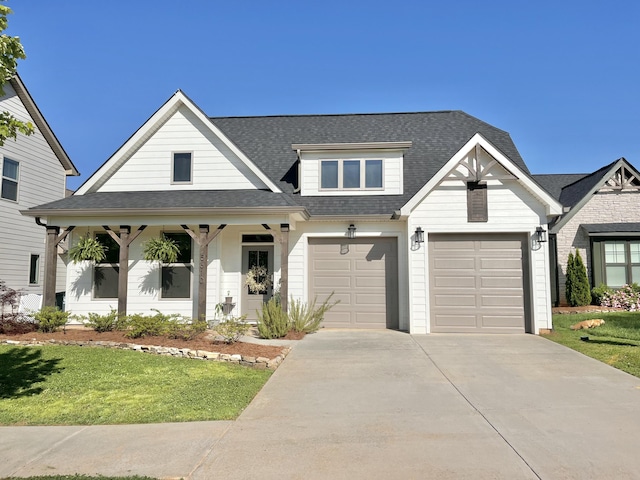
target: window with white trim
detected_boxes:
[161,232,192,299]
[1,157,19,201]
[603,240,640,287]
[320,159,383,190]
[172,152,192,183]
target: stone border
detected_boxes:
[0,338,291,370]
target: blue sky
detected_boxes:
[7,1,640,189]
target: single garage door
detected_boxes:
[429,233,527,333]
[309,237,398,329]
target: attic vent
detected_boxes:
[467,182,487,222]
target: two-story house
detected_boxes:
[24,91,562,334]
[1,74,78,307]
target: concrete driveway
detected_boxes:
[3,331,640,479]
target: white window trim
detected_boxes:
[159,231,193,300]
[171,151,194,185]
[319,158,385,191]
[1,156,19,202]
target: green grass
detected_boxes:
[546,311,640,377]
[0,345,271,425]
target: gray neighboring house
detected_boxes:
[0,74,78,306]
[533,158,640,305]
[23,91,561,334]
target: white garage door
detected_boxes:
[309,237,398,329]
[429,234,527,333]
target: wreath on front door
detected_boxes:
[245,265,272,294]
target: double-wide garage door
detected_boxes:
[429,234,527,333]
[309,237,398,329]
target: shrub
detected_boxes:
[215,315,250,343]
[591,284,613,306]
[0,280,37,334]
[125,310,170,338]
[33,306,70,333]
[289,293,339,334]
[256,297,290,339]
[601,284,640,311]
[83,308,127,332]
[166,316,207,340]
[566,250,591,306]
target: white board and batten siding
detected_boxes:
[300,150,403,196]
[0,82,68,295]
[96,105,268,193]
[408,180,554,334]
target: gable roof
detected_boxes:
[75,90,281,195]
[9,74,79,176]
[533,158,640,232]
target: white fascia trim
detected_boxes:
[10,74,79,176]
[75,91,282,195]
[291,141,412,152]
[400,133,563,216]
[550,158,637,233]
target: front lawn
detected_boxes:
[0,345,271,425]
[546,311,640,377]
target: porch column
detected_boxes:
[182,224,226,322]
[104,225,146,319]
[43,226,60,308]
[117,226,130,317]
[280,223,289,313]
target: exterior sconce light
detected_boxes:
[535,226,547,243]
[415,227,425,243]
[347,224,356,239]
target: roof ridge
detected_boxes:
[209,110,461,120]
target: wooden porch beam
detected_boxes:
[42,226,75,308]
[280,223,289,313]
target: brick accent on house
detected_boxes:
[556,191,640,304]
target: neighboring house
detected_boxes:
[23,91,562,334]
[534,158,640,305]
[0,74,79,306]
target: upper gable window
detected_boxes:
[320,159,383,191]
[172,152,192,183]
[1,158,19,201]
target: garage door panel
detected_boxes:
[309,237,398,329]
[435,276,476,287]
[430,233,526,333]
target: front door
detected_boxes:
[241,246,274,319]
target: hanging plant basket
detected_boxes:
[245,265,272,294]
[68,236,106,263]
[142,235,180,263]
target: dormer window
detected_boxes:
[320,159,383,190]
[172,152,192,184]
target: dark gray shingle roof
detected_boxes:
[531,174,589,201]
[581,223,640,234]
[211,110,529,215]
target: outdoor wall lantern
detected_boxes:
[347,224,357,239]
[415,227,425,244]
[535,226,548,243]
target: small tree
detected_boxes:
[566,250,591,306]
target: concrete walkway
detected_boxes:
[3,331,640,479]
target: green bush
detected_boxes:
[215,315,250,343]
[256,297,290,339]
[166,316,207,340]
[566,250,591,306]
[83,308,127,332]
[289,293,339,334]
[125,310,170,338]
[591,284,614,306]
[33,306,70,333]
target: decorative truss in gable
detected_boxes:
[446,144,518,182]
[600,164,640,192]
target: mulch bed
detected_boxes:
[0,328,294,359]
[552,305,624,314]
